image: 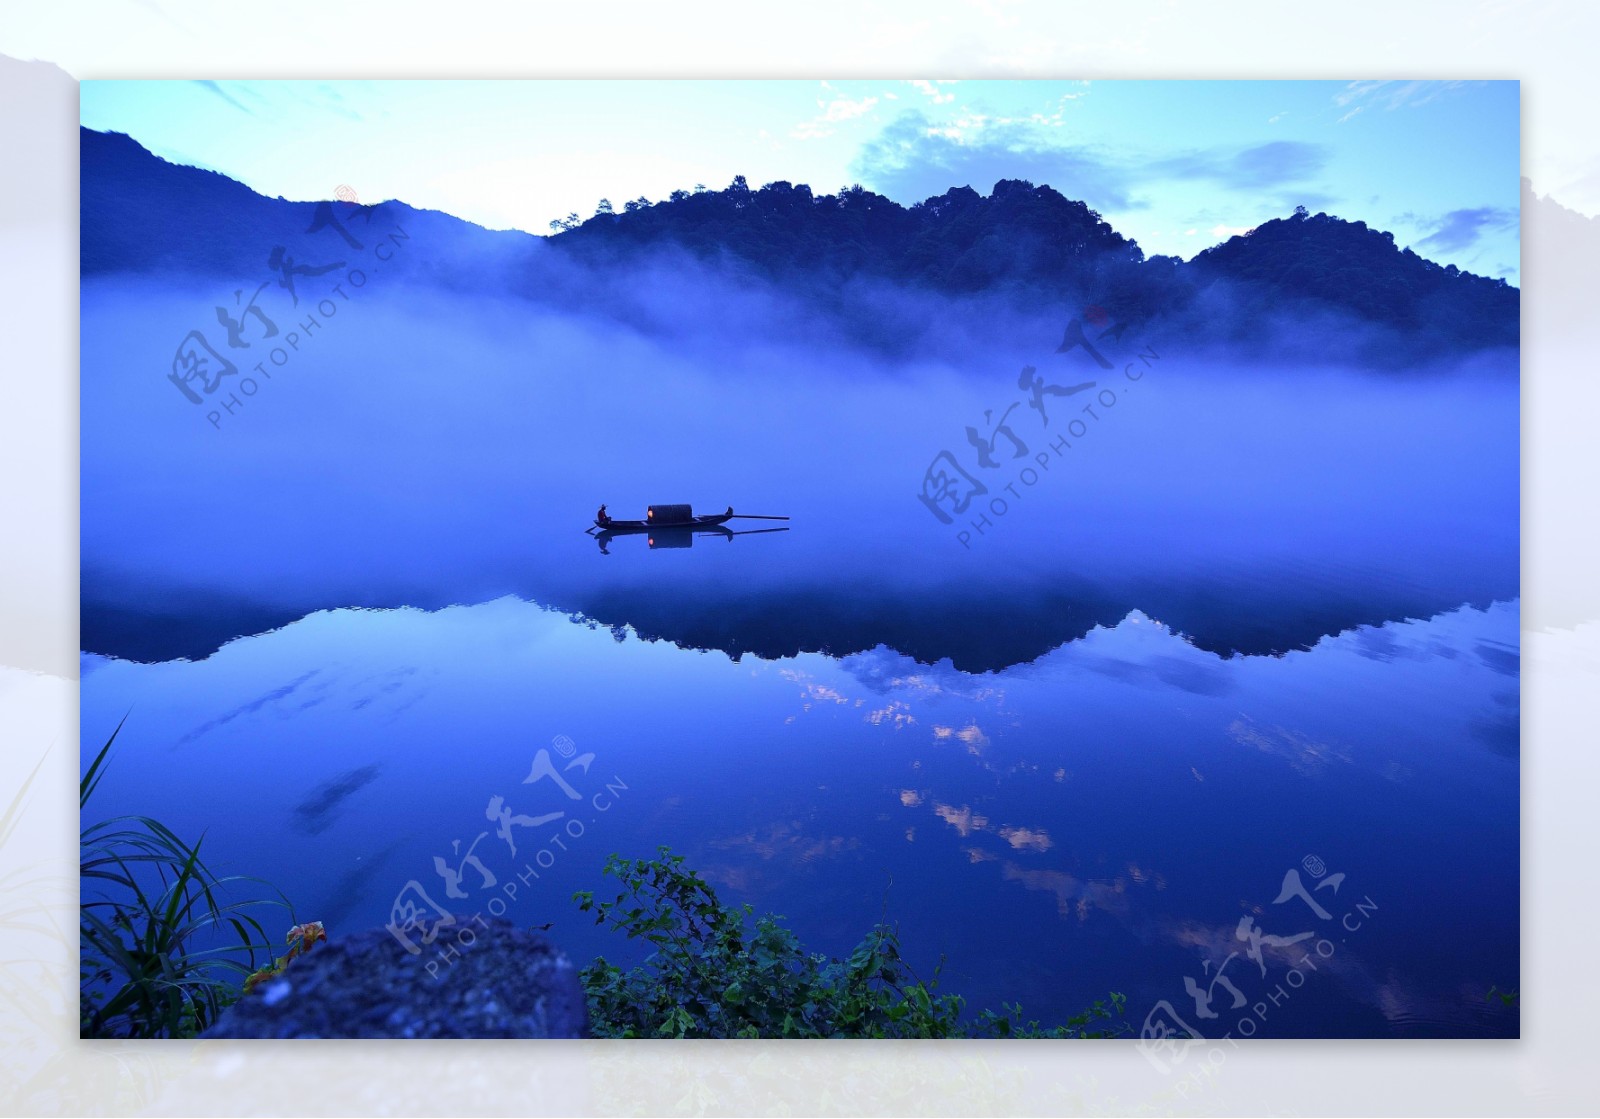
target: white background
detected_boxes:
[0,1,1594,1114]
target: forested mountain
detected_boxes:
[549,177,1142,293]
[82,127,1518,359]
[1188,207,1517,349]
[552,177,1517,353]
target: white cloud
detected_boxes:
[791,94,879,140]
[1334,80,1468,122]
[919,112,991,143]
[908,79,957,105]
[823,95,878,122]
[1014,86,1090,129]
[1211,222,1254,238]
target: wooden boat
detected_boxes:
[593,512,734,534]
[587,504,787,547]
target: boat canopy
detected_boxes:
[647,503,693,523]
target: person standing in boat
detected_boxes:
[596,503,612,527]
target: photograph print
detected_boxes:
[78,78,1520,1041]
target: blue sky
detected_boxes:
[81,79,1521,283]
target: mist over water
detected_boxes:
[81,237,1519,1037]
[81,258,1516,666]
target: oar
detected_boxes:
[728,513,790,521]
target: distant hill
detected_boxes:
[81,127,1519,360]
[81,129,275,276]
[80,128,538,288]
[552,178,1518,355]
[549,177,1143,293]
[1187,207,1517,350]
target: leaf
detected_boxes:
[79,711,131,811]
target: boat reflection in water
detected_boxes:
[587,504,791,554]
[589,524,790,554]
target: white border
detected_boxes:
[3,2,1594,1114]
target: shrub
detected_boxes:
[574,847,1127,1039]
[79,721,292,1038]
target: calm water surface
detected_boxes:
[81,283,1519,1037]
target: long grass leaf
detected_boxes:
[79,712,131,811]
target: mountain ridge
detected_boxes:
[81,127,1519,358]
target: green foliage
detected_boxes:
[574,847,1128,1039]
[972,994,1128,1038]
[1486,985,1520,1007]
[79,722,290,1038]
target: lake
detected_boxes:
[80,274,1520,1039]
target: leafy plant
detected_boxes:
[973,994,1127,1038]
[243,920,328,994]
[1486,985,1520,1008]
[79,721,293,1038]
[574,847,1127,1039]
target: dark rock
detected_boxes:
[204,916,589,1038]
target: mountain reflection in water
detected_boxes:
[80,594,1519,1038]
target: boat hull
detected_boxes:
[593,514,734,533]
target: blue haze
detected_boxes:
[80,141,1519,1039]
